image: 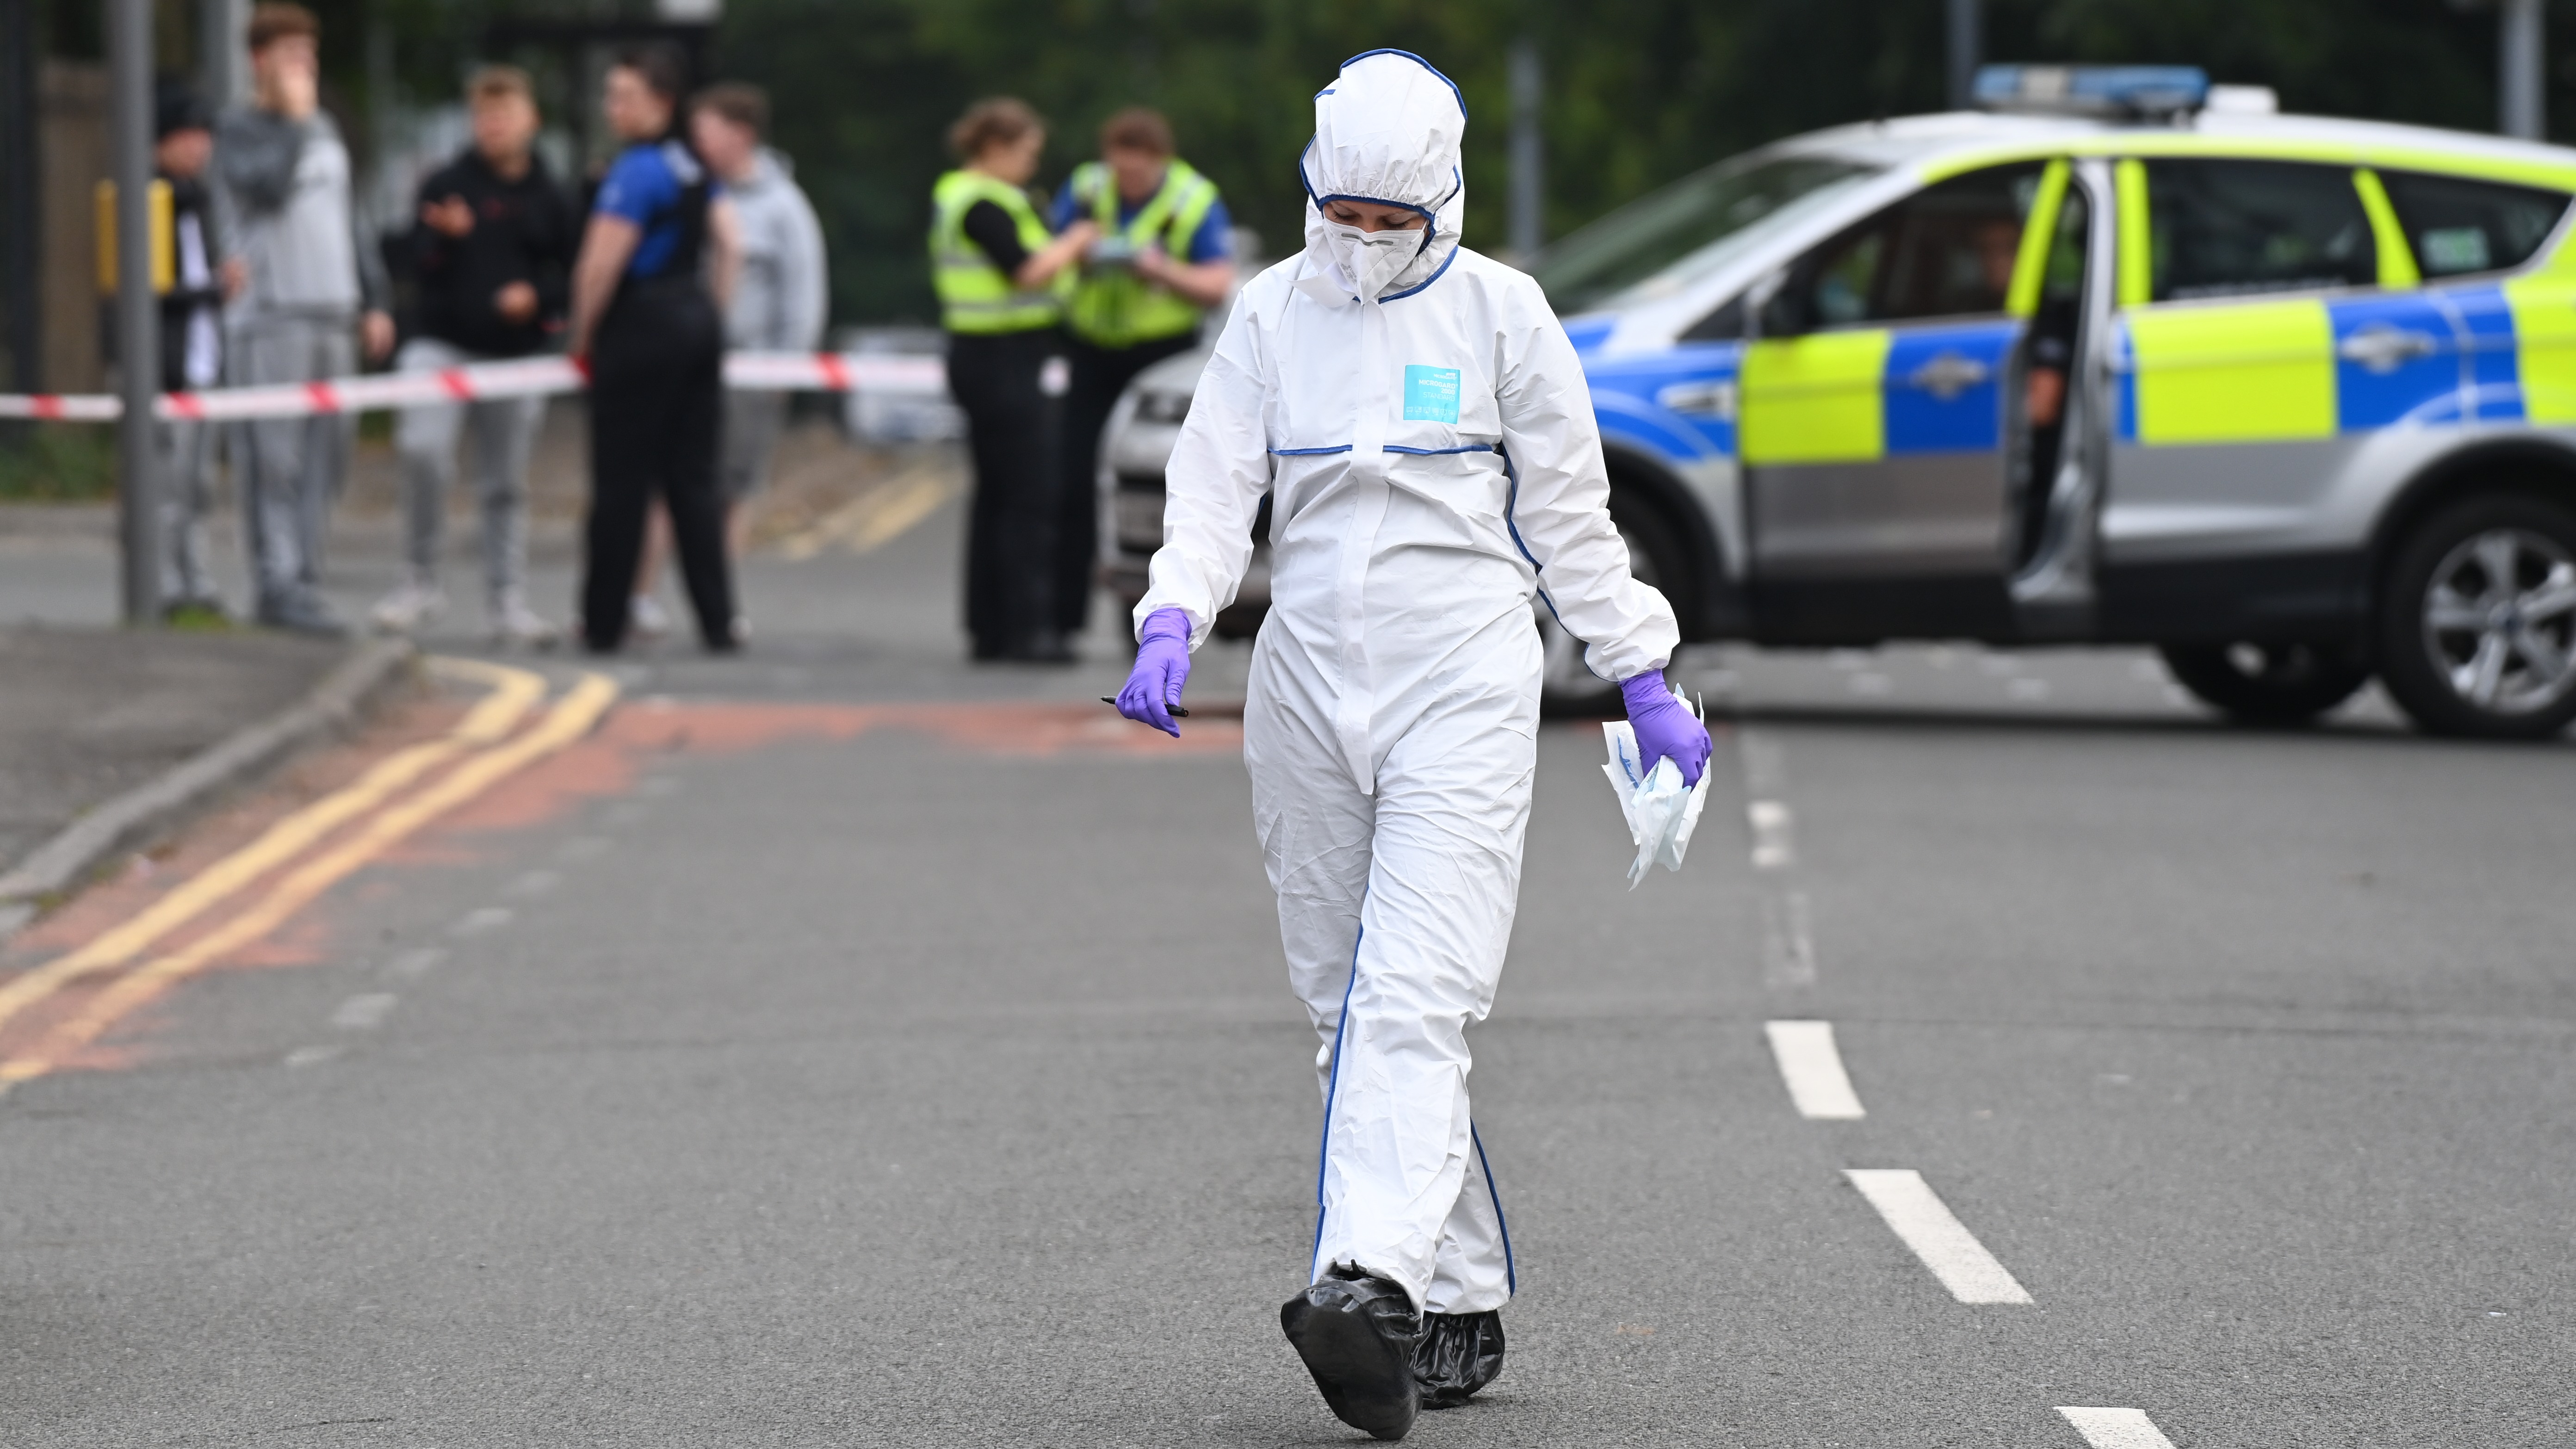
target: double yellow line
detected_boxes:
[0,659,620,1094]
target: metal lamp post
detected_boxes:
[1948,0,1982,111]
[2500,0,2545,140]
[110,0,162,624]
[1509,39,1543,261]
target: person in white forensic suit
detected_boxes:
[1111,49,1710,1442]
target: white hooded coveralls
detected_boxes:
[1136,51,1679,1315]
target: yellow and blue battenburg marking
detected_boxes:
[1572,317,1746,464]
[1579,159,2068,471]
[1570,161,2576,473]
[1884,324,2018,451]
[2109,156,2576,443]
[2502,265,2576,423]
[1582,320,2023,471]
[1724,320,2021,464]
[2113,275,2576,444]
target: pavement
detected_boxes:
[0,624,400,903]
[2,433,2572,1447]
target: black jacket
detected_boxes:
[409,149,577,357]
[156,172,226,392]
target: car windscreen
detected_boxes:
[1533,154,1885,316]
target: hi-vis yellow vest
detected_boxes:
[1066,158,1219,348]
[929,170,1063,334]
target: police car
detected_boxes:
[1104,67,2576,737]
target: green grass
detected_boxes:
[0,425,120,502]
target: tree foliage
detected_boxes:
[712,0,2519,326]
[56,0,2533,329]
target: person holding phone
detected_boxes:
[371,65,575,647]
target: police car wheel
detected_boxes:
[2158,642,2371,726]
[1539,489,1686,716]
[2378,494,2576,740]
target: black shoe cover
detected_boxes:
[1281,1269,1422,1441]
[1412,1310,1505,1409]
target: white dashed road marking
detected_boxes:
[1759,890,1817,989]
[384,947,447,980]
[1735,728,1816,989]
[507,869,560,898]
[1845,1169,2034,1305]
[1765,1020,1865,1119]
[449,906,514,938]
[282,1045,343,1069]
[1747,800,1796,870]
[331,993,396,1030]
[2056,1407,2180,1449]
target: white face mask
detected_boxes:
[1323,218,1424,299]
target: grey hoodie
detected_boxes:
[212,105,388,322]
[723,147,828,351]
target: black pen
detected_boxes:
[1102,696,1189,718]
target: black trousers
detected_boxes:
[1058,332,1198,634]
[947,328,1060,656]
[582,280,736,652]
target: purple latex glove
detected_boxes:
[1117,607,1194,737]
[1621,669,1710,786]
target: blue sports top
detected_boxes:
[594,140,723,279]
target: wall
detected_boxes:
[38,59,105,393]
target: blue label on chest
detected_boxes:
[1402,365,1462,424]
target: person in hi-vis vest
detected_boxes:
[1049,108,1235,638]
[930,98,1096,662]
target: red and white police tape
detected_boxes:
[0,350,948,423]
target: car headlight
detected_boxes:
[1133,390,1193,426]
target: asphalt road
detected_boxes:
[3,464,2572,1447]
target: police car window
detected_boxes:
[1785,163,2046,328]
[1535,155,1882,315]
[2143,159,2375,301]
[2378,170,2569,278]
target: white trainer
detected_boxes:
[490,593,562,649]
[370,579,448,634]
[630,593,673,640]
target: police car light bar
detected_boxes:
[1973,65,2211,120]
